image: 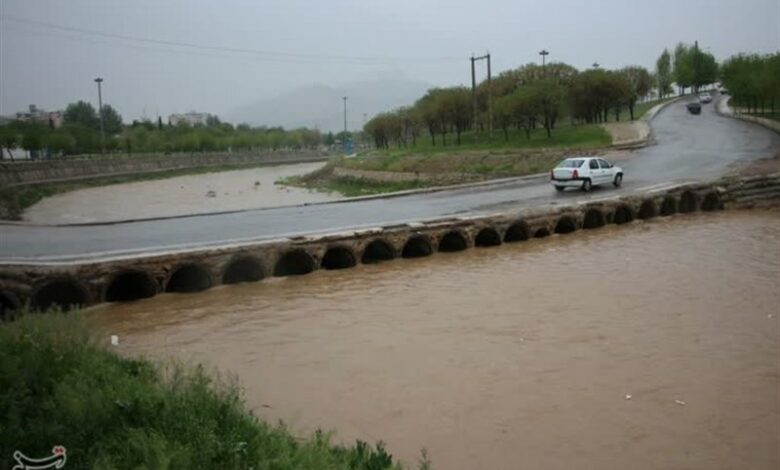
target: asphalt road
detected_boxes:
[2,97,778,262]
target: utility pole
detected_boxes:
[471,55,477,142]
[470,53,493,141]
[486,53,492,139]
[94,77,105,155]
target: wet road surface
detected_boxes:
[2,97,778,260]
[94,210,780,470]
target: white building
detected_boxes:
[4,105,64,128]
[168,111,211,126]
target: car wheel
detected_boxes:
[581,179,592,192]
[613,174,623,187]
[555,186,565,192]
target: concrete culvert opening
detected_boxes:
[166,264,212,293]
[638,200,658,220]
[274,250,315,277]
[679,191,699,213]
[361,240,395,263]
[583,209,606,229]
[701,192,722,212]
[504,222,529,242]
[534,228,551,238]
[475,228,502,247]
[223,257,264,284]
[438,231,468,252]
[321,247,357,270]
[660,196,677,216]
[0,292,20,321]
[554,216,578,234]
[32,280,87,312]
[106,271,158,302]
[402,236,433,258]
[613,205,635,225]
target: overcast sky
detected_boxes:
[1,0,778,123]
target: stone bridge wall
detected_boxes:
[0,150,330,186]
[1,173,778,318]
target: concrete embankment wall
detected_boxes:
[0,150,331,186]
[2,172,778,316]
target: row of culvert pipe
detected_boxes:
[0,187,725,318]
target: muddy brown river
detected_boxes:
[93,211,780,470]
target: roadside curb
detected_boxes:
[609,96,683,150]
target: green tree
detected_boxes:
[673,43,694,94]
[529,79,566,137]
[414,89,445,145]
[63,101,99,129]
[45,131,77,156]
[0,126,18,160]
[620,66,653,120]
[439,87,471,145]
[100,105,123,135]
[655,49,673,99]
[21,131,43,158]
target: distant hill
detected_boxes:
[225,78,433,132]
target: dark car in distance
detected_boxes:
[686,102,702,114]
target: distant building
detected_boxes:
[168,111,211,126]
[10,104,64,128]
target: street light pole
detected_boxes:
[342,96,348,135]
[94,77,105,155]
[539,49,549,69]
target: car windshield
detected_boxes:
[558,159,584,168]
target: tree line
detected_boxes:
[0,101,326,160]
[365,61,653,148]
[365,41,731,149]
[720,53,780,114]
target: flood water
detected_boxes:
[93,211,780,470]
[25,162,340,224]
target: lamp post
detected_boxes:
[539,49,549,69]
[342,96,349,152]
[94,77,105,155]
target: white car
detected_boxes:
[699,92,713,103]
[550,157,623,192]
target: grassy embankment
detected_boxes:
[283,124,610,196]
[283,99,672,197]
[0,312,428,469]
[0,162,290,220]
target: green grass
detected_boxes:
[0,312,429,469]
[0,162,284,220]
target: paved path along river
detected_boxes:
[94,210,780,470]
[2,97,778,261]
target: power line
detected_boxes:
[0,14,464,65]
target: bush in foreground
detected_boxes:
[0,313,426,469]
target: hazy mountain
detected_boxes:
[226,78,433,132]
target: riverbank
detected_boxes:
[20,162,340,224]
[0,313,423,469]
[0,159,334,221]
